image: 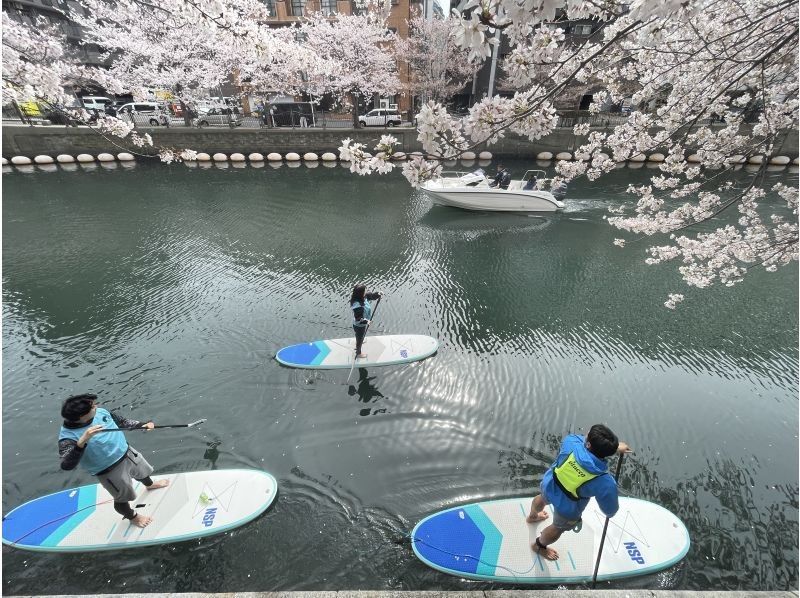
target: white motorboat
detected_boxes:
[421,169,565,212]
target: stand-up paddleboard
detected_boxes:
[2,469,277,552]
[412,496,689,584]
[276,334,438,369]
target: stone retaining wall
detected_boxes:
[3,124,797,160]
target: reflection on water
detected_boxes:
[348,368,387,416]
[2,162,797,593]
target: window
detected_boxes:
[573,24,593,35]
[290,0,305,16]
[320,0,337,15]
[262,0,275,15]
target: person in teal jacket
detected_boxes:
[58,394,169,528]
[350,283,382,358]
[527,424,631,560]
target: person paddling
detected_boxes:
[58,394,169,529]
[350,284,382,359]
[527,424,631,560]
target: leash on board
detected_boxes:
[6,499,115,545]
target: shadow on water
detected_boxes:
[348,368,388,416]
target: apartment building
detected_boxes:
[3,0,109,70]
[451,2,623,112]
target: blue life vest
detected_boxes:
[352,298,372,327]
[59,408,129,475]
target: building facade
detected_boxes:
[451,2,625,113]
[3,0,109,70]
[256,0,424,115]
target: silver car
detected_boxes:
[193,108,242,127]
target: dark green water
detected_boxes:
[2,160,798,593]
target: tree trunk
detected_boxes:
[179,99,191,127]
[351,92,361,129]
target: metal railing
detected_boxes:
[2,106,414,130]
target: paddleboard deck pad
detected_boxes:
[276,334,438,369]
[411,496,689,584]
[2,469,277,552]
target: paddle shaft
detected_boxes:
[97,420,205,432]
[591,452,625,588]
[347,295,381,383]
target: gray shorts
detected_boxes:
[96,447,154,502]
[540,485,581,531]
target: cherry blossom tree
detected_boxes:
[297,10,401,127]
[342,0,799,304]
[393,13,480,105]
[1,12,158,151]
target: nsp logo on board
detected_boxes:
[624,541,645,564]
[202,507,218,527]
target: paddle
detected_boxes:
[591,451,626,588]
[97,418,207,432]
[347,295,382,383]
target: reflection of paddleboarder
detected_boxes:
[526,424,631,561]
[350,284,382,359]
[58,394,169,529]
[348,368,385,403]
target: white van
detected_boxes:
[81,96,113,111]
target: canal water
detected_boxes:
[2,160,797,593]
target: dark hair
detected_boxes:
[586,424,619,459]
[61,393,97,422]
[350,283,366,305]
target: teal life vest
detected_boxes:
[59,407,129,475]
[352,298,372,327]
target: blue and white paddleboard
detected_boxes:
[2,469,277,552]
[276,334,438,369]
[412,496,690,584]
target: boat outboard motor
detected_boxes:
[552,181,568,200]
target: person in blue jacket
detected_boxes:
[350,283,382,358]
[527,424,631,560]
[58,394,169,528]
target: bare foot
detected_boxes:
[532,540,559,561]
[356,353,367,359]
[146,479,170,490]
[526,511,549,524]
[131,514,153,528]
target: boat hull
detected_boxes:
[422,186,563,212]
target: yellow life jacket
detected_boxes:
[552,452,600,500]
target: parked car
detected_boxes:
[116,102,167,125]
[193,107,242,127]
[358,108,401,127]
[81,96,114,112]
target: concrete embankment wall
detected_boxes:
[2,124,798,159]
[12,591,800,598]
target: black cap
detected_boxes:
[61,394,97,422]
